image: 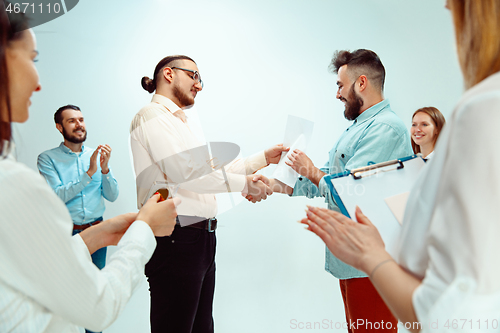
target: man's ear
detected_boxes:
[56,123,63,134]
[162,67,174,84]
[358,75,368,92]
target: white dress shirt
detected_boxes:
[0,157,156,332]
[130,94,267,219]
[397,72,500,331]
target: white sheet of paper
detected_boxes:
[384,192,410,225]
[273,115,314,187]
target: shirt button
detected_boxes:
[341,154,345,158]
[299,177,303,181]
[172,240,175,244]
[458,283,468,292]
[83,195,85,197]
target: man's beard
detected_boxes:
[173,83,195,108]
[343,84,363,121]
[62,126,87,144]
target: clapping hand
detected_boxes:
[99,144,112,174]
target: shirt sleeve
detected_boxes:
[130,111,250,195]
[0,165,156,332]
[37,152,92,203]
[292,165,330,199]
[223,151,267,175]
[101,167,119,202]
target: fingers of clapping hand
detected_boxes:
[99,144,112,154]
[308,206,353,226]
[98,145,111,160]
[355,206,373,226]
[90,148,99,161]
[299,215,333,245]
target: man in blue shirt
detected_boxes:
[251,49,412,332]
[37,104,119,272]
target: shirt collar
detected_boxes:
[151,94,182,114]
[353,99,390,125]
[58,142,85,155]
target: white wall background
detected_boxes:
[13,0,463,332]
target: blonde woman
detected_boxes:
[302,1,500,332]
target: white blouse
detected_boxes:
[397,72,500,331]
[0,158,156,332]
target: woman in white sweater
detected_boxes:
[302,1,500,332]
[0,6,179,332]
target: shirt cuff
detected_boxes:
[102,168,114,179]
[81,170,92,184]
[72,233,93,262]
[245,151,267,174]
[227,173,246,193]
[118,220,156,259]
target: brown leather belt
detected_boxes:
[73,218,103,231]
[178,217,217,232]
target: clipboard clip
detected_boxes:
[351,159,404,180]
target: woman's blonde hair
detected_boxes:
[449,0,500,89]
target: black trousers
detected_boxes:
[145,225,216,333]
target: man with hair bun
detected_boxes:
[253,49,412,332]
[130,55,287,333]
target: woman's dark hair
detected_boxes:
[141,55,196,93]
[411,106,446,154]
[0,1,30,156]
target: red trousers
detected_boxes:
[339,277,398,332]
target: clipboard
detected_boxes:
[323,155,425,257]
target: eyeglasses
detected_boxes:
[171,67,204,88]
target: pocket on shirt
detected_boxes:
[336,150,352,166]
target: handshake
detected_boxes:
[242,174,291,203]
[241,144,315,203]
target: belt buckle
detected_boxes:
[207,218,216,232]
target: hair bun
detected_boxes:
[141,76,155,93]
